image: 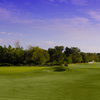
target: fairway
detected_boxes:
[1,63,100,100]
[0,67,47,74]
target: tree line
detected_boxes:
[0,44,100,66]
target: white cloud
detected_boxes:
[44,41,55,45]
[88,10,100,21]
[0,31,23,37]
[50,0,54,2]
[49,0,88,5]
[0,38,3,43]
[19,34,23,37]
[35,41,55,49]
[0,38,15,46]
[8,32,24,37]
[68,17,89,24]
[0,8,11,20]
[0,4,89,30]
[71,0,88,5]
[0,6,34,23]
[0,15,88,31]
[8,33,12,36]
[0,32,6,34]
[81,46,100,53]
[31,17,90,31]
[59,0,68,3]
[50,0,68,2]
[39,41,55,47]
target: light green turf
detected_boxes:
[0,66,47,74]
[1,63,100,100]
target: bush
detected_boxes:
[0,63,13,66]
[46,62,57,66]
[16,63,24,66]
[54,66,67,72]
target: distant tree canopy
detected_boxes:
[0,44,99,66]
[48,46,64,65]
[24,46,50,65]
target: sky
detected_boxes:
[1,0,100,52]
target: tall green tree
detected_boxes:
[48,47,64,65]
[64,47,82,63]
[80,52,89,63]
[64,47,71,57]
[24,46,50,65]
[55,46,64,52]
[71,47,82,63]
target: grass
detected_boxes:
[0,66,47,74]
[0,63,100,100]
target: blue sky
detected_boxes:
[1,0,100,52]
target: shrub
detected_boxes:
[0,63,13,66]
[46,62,57,66]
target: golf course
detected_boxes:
[0,63,100,100]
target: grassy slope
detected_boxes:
[0,64,100,100]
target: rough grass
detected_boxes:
[0,63,100,100]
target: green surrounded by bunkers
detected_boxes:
[1,63,100,100]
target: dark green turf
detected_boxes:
[0,63,100,100]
